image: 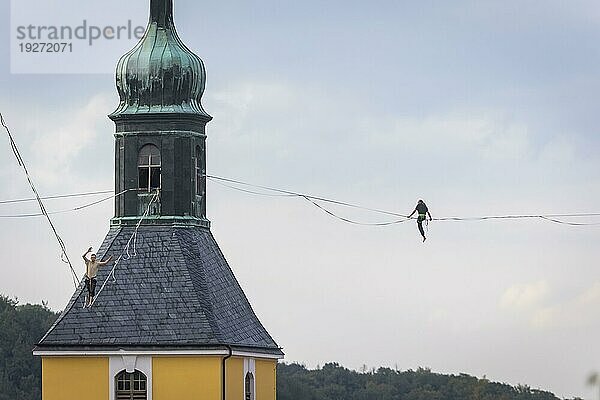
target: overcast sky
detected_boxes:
[1,0,600,399]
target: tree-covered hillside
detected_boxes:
[0,295,57,400]
[277,362,580,400]
[0,295,582,400]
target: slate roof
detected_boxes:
[37,225,282,356]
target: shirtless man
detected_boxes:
[82,247,113,307]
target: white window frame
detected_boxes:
[138,145,161,192]
[243,358,256,400]
[109,355,152,400]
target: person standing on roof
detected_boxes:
[82,247,113,307]
[408,200,433,242]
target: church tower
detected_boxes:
[109,0,211,225]
[34,1,283,399]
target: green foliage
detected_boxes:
[277,363,574,400]
[0,295,581,400]
[0,295,58,400]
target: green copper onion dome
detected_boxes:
[110,0,211,120]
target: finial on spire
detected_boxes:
[150,0,174,27]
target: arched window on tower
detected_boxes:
[138,144,161,191]
[115,370,147,400]
[195,145,202,195]
[245,372,255,400]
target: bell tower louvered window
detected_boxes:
[116,370,147,400]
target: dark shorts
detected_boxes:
[85,277,97,297]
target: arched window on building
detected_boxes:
[115,370,147,400]
[138,144,161,191]
[245,372,255,400]
[195,145,203,195]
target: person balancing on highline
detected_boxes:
[408,199,433,242]
[82,247,113,307]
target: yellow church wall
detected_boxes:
[42,357,108,400]
[226,357,244,399]
[256,359,277,400]
[40,354,277,400]
[152,356,222,400]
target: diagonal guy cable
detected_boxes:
[0,189,114,205]
[0,189,131,218]
[1,112,80,288]
[88,190,160,308]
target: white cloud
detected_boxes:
[207,79,534,173]
[501,280,600,331]
[28,93,113,185]
[364,111,531,161]
[501,280,550,310]
[0,92,114,193]
[532,282,600,329]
